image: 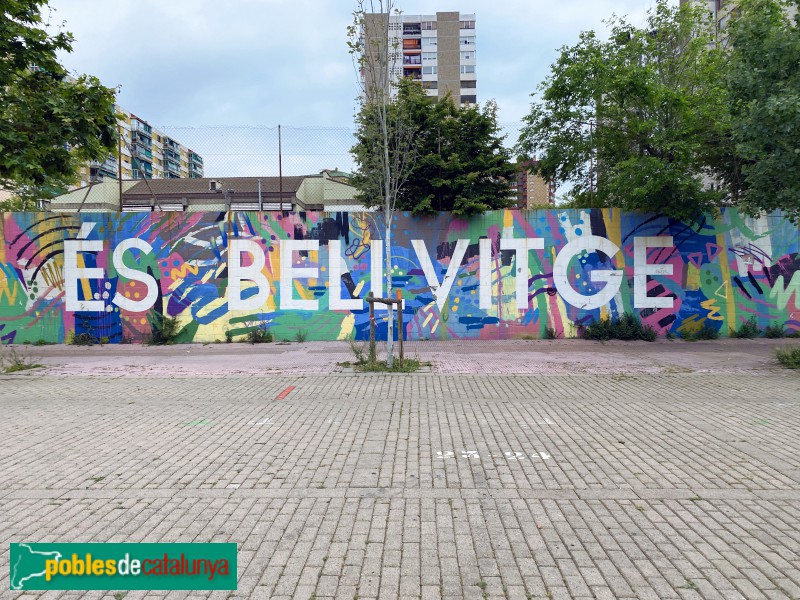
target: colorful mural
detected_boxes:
[1,210,798,343]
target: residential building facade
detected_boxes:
[512,160,556,208]
[78,105,204,186]
[364,11,477,104]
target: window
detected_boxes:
[422,36,437,47]
[460,36,476,46]
[422,21,437,30]
[404,54,421,65]
[461,80,477,88]
[461,95,477,104]
[461,51,474,61]
[422,66,438,75]
[460,65,476,74]
[460,20,475,29]
[422,81,438,90]
[422,52,437,61]
[403,39,421,49]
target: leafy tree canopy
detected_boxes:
[352,78,516,216]
[517,0,730,221]
[726,0,800,220]
[1,0,117,209]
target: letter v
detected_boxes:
[412,239,470,311]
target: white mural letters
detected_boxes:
[229,239,270,311]
[412,239,470,310]
[280,239,319,311]
[554,236,623,310]
[112,238,159,313]
[633,236,675,309]
[499,237,545,311]
[64,223,105,312]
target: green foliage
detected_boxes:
[146,315,181,345]
[726,0,800,221]
[294,329,308,343]
[776,346,800,369]
[224,330,233,343]
[0,0,117,207]
[352,79,516,216]
[731,316,761,339]
[545,327,559,340]
[582,314,657,341]
[354,358,422,373]
[765,322,787,338]
[683,324,720,341]
[68,331,98,346]
[517,0,729,220]
[245,326,273,344]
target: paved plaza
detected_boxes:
[1,340,799,599]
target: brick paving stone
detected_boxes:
[1,346,799,599]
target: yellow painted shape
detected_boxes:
[686,264,701,291]
[337,314,355,340]
[0,269,19,304]
[716,233,736,325]
[77,254,92,303]
[353,280,366,298]
[701,299,724,321]
[504,209,513,229]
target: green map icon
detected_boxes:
[10,544,63,590]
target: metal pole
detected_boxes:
[396,289,403,366]
[118,126,123,212]
[278,125,284,211]
[368,292,376,363]
[258,178,263,211]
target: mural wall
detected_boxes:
[1,210,798,344]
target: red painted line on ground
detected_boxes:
[275,385,296,400]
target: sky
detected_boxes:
[49,0,668,176]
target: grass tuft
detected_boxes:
[776,346,800,369]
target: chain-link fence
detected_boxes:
[155,122,525,179]
[51,122,532,213]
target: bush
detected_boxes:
[146,315,181,345]
[295,329,308,343]
[68,332,99,346]
[731,316,760,339]
[225,330,233,343]
[765,322,786,339]
[776,346,800,369]
[683,323,719,341]
[582,314,657,342]
[545,327,559,340]
[246,326,273,344]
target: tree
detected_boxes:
[352,79,516,216]
[726,0,800,220]
[0,0,117,209]
[517,0,730,221]
[348,0,419,366]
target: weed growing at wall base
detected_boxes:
[731,316,761,339]
[776,346,800,369]
[1,344,42,373]
[582,314,657,342]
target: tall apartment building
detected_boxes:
[512,160,556,208]
[680,0,797,37]
[78,105,204,186]
[364,11,477,104]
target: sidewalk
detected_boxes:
[4,338,797,378]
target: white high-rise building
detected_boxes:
[365,11,477,104]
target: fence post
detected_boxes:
[368,292,376,363]
[396,289,403,366]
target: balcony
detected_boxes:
[165,159,180,174]
[163,148,180,162]
[403,24,421,36]
[131,131,152,147]
[163,137,180,151]
[133,145,153,159]
[189,152,203,164]
[403,68,422,80]
[131,119,152,135]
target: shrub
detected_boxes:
[776,346,800,369]
[731,316,760,339]
[224,330,233,343]
[765,322,786,339]
[69,332,99,346]
[246,326,273,344]
[146,315,181,345]
[582,314,657,342]
[295,329,308,343]
[545,327,559,340]
[684,324,719,341]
